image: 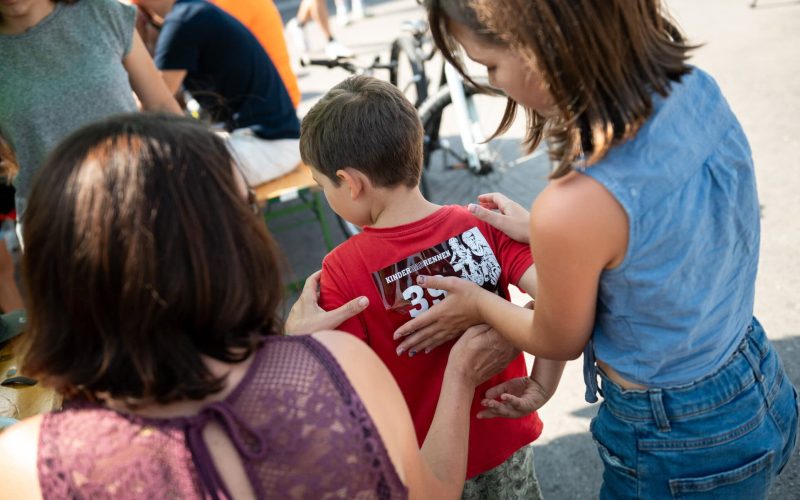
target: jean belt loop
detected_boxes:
[649,389,671,432]
[742,343,765,383]
[741,343,770,406]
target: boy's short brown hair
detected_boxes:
[300,75,423,188]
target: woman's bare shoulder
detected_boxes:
[532,171,628,268]
[0,415,44,498]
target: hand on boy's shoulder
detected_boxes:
[285,270,369,335]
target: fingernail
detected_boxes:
[409,349,417,358]
[396,347,404,356]
[424,347,431,354]
[468,203,478,213]
[357,297,368,308]
[417,276,426,285]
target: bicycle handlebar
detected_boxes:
[302,57,396,75]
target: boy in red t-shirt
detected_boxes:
[300,76,565,497]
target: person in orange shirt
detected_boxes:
[210,0,301,107]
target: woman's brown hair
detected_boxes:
[426,0,695,178]
[21,113,284,405]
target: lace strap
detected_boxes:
[295,335,408,497]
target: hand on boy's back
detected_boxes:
[393,275,486,356]
[286,270,369,334]
[448,324,520,388]
[477,376,550,419]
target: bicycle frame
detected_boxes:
[442,62,488,174]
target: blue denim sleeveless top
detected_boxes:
[579,68,760,400]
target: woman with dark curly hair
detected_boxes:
[0,0,180,231]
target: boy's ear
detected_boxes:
[336,168,370,200]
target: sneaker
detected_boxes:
[334,0,350,26]
[350,0,366,20]
[325,40,354,59]
[284,17,309,60]
[335,12,351,27]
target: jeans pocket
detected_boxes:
[668,450,774,499]
[594,439,637,478]
[594,438,640,500]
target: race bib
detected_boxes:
[371,227,502,317]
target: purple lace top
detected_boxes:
[37,336,409,499]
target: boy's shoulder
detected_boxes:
[322,204,524,269]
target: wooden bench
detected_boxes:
[252,163,336,289]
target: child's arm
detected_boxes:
[475,299,565,419]
[478,356,566,419]
[317,258,370,341]
[516,265,538,298]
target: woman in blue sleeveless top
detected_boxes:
[392,0,800,497]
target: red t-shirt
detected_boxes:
[320,205,543,478]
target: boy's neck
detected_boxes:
[368,186,440,229]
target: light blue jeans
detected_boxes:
[590,318,799,499]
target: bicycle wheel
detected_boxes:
[418,81,551,210]
[389,36,429,108]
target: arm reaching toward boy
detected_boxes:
[468,193,532,244]
[395,262,538,355]
[286,270,369,334]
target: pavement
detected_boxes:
[271,1,800,498]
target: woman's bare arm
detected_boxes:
[123,32,182,113]
[394,173,628,360]
[315,326,511,499]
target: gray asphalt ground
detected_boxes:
[271,1,800,498]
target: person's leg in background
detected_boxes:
[286,0,353,61]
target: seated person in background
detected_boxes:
[0,113,514,498]
[209,0,302,108]
[302,76,566,499]
[0,131,24,314]
[134,0,301,186]
[0,0,180,224]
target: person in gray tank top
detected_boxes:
[0,0,180,223]
[389,1,800,498]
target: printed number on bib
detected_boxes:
[402,286,448,318]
